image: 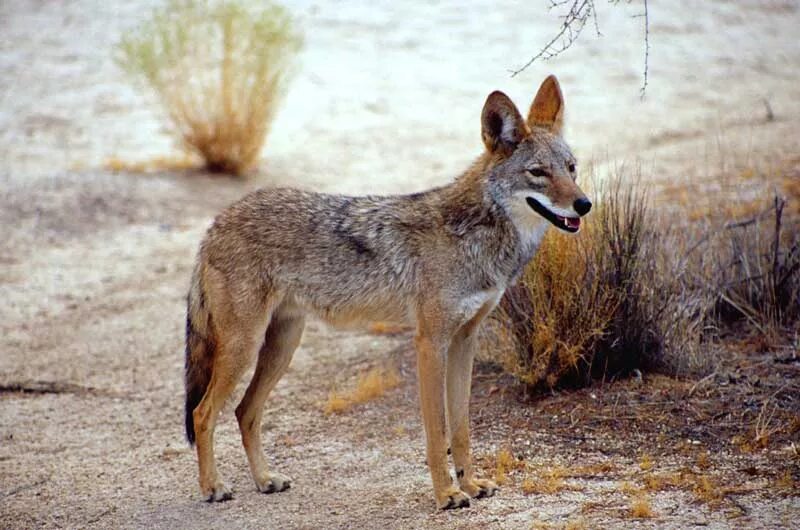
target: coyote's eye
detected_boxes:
[527,168,549,178]
[568,163,576,173]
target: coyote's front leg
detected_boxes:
[415,328,471,510]
[447,326,498,499]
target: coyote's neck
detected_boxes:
[434,152,543,287]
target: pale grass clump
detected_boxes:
[116,0,302,175]
[324,367,400,415]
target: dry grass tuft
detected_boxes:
[570,462,617,476]
[753,399,782,449]
[496,213,617,389]
[618,481,640,496]
[564,519,587,530]
[367,322,412,336]
[116,0,302,175]
[324,367,400,415]
[638,454,654,472]
[629,494,655,518]
[692,474,723,506]
[775,470,796,492]
[104,154,200,173]
[521,465,568,495]
[494,447,518,485]
[695,451,711,470]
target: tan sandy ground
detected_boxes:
[1,1,799,528]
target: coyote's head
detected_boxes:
[482,76,591,234]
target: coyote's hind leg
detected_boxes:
[193,271,272,502]
[236,301,305,494]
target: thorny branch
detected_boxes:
[509,0,598,78]
[511,0,651,97]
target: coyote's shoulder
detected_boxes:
[184,75,591,510]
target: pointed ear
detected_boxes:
[527,75,564,134]
[481,91,528,153]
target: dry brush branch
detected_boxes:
[511,0,651,96]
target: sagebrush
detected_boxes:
[117,0,302,175]
[485,166,800,391]
[487,173,707,391]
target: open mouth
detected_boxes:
[526,197,581,233]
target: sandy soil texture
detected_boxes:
[1,1,799,528]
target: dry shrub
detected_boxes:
[667,158,800,336]
[490,172,707,391]
[116,0,302,175]
[692,474,723,506]
[486,159,800,391]
[324,367,400,415]
[496,215,617,388]
[700,197,800,333]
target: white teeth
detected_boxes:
[563,217,569,227]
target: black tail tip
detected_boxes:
[185,407,196,446]
[185,388,201,445]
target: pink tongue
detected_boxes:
[566,217,581,229]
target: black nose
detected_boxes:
[574,197,592,216]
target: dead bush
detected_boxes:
[116,0,302,175]
[487,172,708,391]
[702,197,800,333]
[484,160,800,391]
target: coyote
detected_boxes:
[184,75,591,509]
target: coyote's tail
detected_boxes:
[184,264,215,445]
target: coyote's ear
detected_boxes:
[481,91,528,153]
[527,75,564,134]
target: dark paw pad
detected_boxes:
[443,495,470,510]
[477,485,497,499]
[206,490,233,503]
[260,478,291,494]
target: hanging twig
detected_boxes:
[509,0,598,77]
[637,0,650,97]
[511,0,651,96]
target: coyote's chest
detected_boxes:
[507,217,550,284]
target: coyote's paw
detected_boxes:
[461,478,498,499]
[436,486,471,510]
[256,472,292,494]
[203,481,233,502]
